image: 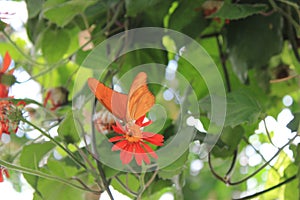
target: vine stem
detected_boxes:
[91,98,114,200]
[228,134,298,185]
[20,118,86,169]
[233,175,297,200]
[216,35,231,92]
[0,159,99,194]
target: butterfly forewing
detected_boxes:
[88,78,128,120]
[126,72,155,121]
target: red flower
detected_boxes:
[0,51,13,98]
[0,166,9,182]
[0,100,25,138]
[109,115,164,166]
[43,87,69,111]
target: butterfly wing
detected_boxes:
[126,72,155,121]
[88,78,128,120]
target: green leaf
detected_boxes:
[41,28,70,63]
[111,173,139,198]
[20,142,55,190]
[158,150,189,179]
[284,164,298,200]
[200,89,262,127]
[43,0,97,27]
[212,126,244,157]
[33,178,84,200]
[224,13,283,82]
[142,179,173,200]
[209,3,268,20]
[125,0,161,17]
[57,111,80,144]
[0,73,16,86]
[25,0,44,19]
[168,0,208,38]
[287,112,300,132]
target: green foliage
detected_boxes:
[20,142,55,189]
[0,0,299,199]
[224,13,283,82]
[41,28,70,63]
[57,111,80,144]
[43,0,97,27]
[209,2,268,20]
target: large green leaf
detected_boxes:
[19,142,55,190]
[212,126,244,157]
[26,0,44,19]
[209,2,268,20]
[57,111,80,144]
[125,0,161,17]
[142,179,172,200]
[41,28,70,63]
[284,164,298,200]
[43,0,97,27]
[224,13,283,82]
[168,0,208,38]
[33,178,84,200]
[200,89,261,127]
[287,112,300,132]
[111,173,139,198]
[158,150,189,179]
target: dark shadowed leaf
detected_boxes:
[209,2,268,20]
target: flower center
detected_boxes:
[125,122,142,143]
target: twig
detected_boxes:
[216,35,231,92]
[242,137,279,174]
[115,176,138,196]
[233,175,297,200]
[263,118,276,146]
[208,152,226,183]
[0,159,96,193]
[21,118,86,169]
[91,98,114,200]
[228,134,298,185]
[225,149,238,181]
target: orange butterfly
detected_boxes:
[88,72,164,166]
[87,72,155,123]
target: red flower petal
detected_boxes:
[120,144,133,164]
[109,135,125,142]
[0,172,3,182]
[140,141,158,159]
[1,52,11,73]
[112,140,128,151]
[112,121,125,134]
[3,168,9,178]
[135,115,145,126]
[141,120,152,127]
[142,132,164,146]
[0,84,9,98]
[135,143,150,164]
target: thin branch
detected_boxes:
[228,134,298,185]
[72,177,102,195]
[208,152,226,183]
[0,159,96,193]
[243,137,279,174]
[21,118,86,169]
[216,35,231,92]
[115,176,138,196]
[91,98,114,200]
[225,149,238,181]
[263,118,276,146]
[233,175,297,200]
